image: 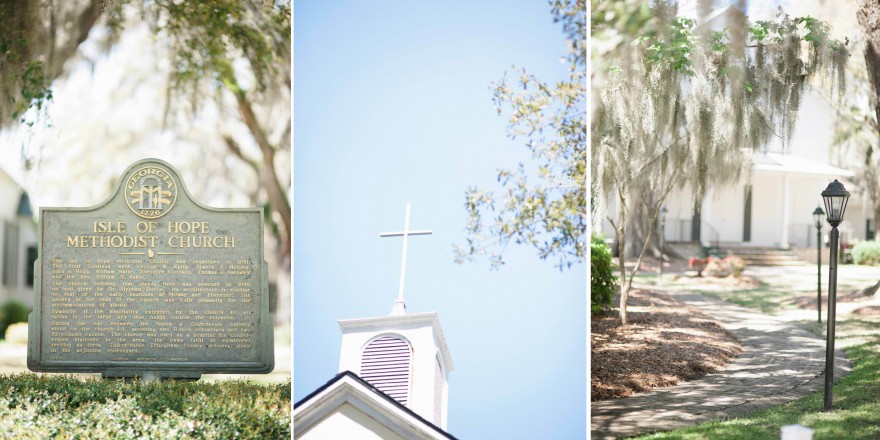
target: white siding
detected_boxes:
[707,183,746,243]
[299,403,407,440]
[433,354,443,426]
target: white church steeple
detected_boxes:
[338,313,454,428]
[337,204,453,428]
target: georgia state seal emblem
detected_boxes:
[125,165,178,219]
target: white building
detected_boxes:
[0,168,37,306]
[659,149,858,250]
[598,5,869,253]
[294,306,456,439]
[599,101,866,253]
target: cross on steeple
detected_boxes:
[380,203,432,315]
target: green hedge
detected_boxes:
[0,301,29,339]
[591,234,617,314]
[0,374,290,439]
[852,240,880,266]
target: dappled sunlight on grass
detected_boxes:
[605,263,880,438]
[637,265,880,317]
[799,317,880,348]
[699,287,790,314]
[621,265,880,439]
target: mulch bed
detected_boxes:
[851,305,880,317]
[591,289,742,402]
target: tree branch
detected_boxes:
[634,131,688,178]
[46,1,102,80]
[224,135,260,171]
[232,89,291,260]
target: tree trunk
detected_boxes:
[610,164,684,326]
[0,1,102,128]
[612,187,629,326]
[860,1,880,130]
[868,165,880,241]
[233,90,292,261]
[625,191,665,258]
[859,1,880,243]
[617,236,628,326]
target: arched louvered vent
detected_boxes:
[361,335,412,406]
[434,353,443,425]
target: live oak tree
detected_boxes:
[818,1,880,257]
[844,1,880,232]
[592,2,848,324]
[455,0,586,271]
[859,1,880,135]
[0,0,291,323]
[0,1,101,128]
[153,0,291,251]
[829,76,878,235]
[1,0,289,251]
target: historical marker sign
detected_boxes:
[28,158,274,379]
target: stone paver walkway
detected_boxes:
[591,292,852,439]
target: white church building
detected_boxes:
[657,150,859,250]
[0,167,37,307]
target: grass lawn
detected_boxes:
[698,285,791,314]
[633,273,793,314]
[635,266,878,315]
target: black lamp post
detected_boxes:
[813,206,824,324]
[821,179,850,411]
[659,207,667,282]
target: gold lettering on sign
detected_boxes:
[167,221,210,233]
[93,221,126,233]
[66,235,158,248]
[167,236,235,248]
[65,221,238,249]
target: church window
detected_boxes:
[26,246,37,287]
[2,221,18,287]
[360,335,412,406]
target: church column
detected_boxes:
[702,186,713,247]
[781,173,790,249]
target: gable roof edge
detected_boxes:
[294,370,458,440]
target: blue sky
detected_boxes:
[293,1,585,438]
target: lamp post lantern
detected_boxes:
[659,207,667,282]
[821,179,850,411]
[813,206,824,324]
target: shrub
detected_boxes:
[689,257,708,276]
[724,256,747,277]
[5,322,27,344]
[851,240,880,266]
[591,234,617,314]
[705,257,731,277]
[0,301,30,340]
[0,374,291,439]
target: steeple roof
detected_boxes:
[339,312,454,373]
